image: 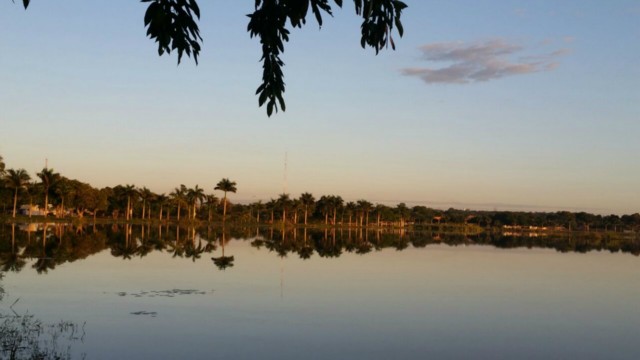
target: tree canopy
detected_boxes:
[15,0,408,116]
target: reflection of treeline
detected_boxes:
[1,158,639,232]
[0,224,637,275]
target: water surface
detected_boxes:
[1,224,638,359]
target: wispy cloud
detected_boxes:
[401,39,569,85]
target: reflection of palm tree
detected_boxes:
[4,168,31,217]
[297,246,314,260]
[212,231,234,270]
[185,238,204,262]
[1,224,26,272]
[215,178,237,223]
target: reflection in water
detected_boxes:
[0,223,637,274]
[0,223,638,359]
[212,230,234,270]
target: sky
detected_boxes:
[1,0,639,215]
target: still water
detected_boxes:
[1,224,639,359]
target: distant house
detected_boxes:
[19,204,47,216]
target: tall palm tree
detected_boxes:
[277,193,291,226]
[155,193,169,220]
[138,187,154,220]
[54,178,73,218]
[204,194,218,222]
[4,168,31,218]
[266,198,277,224]
[122,184,138,221]
[170,185,187,221]
[299,192,315,226]
[374,204,387,227]
[357,200,373,227]
[345,202,357,227]
[396,202,410,227]
[37,168,60,218]
[215,178,237,223]
[187,185,205,220]
[317,195,332,225]
[330,195,344,226]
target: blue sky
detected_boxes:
[1,1,638,214]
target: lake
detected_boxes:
[1,223,638,359]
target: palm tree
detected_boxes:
[276,193,291,226]
[215,178,237,223]
[54,178,73,218]
[317,195,332,225]
[122,184,138,221]
[330,195,344,226]
[155,193,169,220]
[204,194,218,222]
[4,168,31,218]
[357,200,373,227]
[187,185,205,220]
[138,187,154,220]
[25,181,39,217]
[374,204,387,227]
[253,200,264,223]
[266,198,277,224]
[345,202,357,227]
[37,168,60,218]
[170,185,187,221]
[396,202,410,227]
[299,192,315,226]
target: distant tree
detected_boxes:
[36,168,60,218]
[356,200,372,227]
[215,178,237,223]
[375,203,389,227]
[15,0,407,116]
[299,192,315,226]
[317,196,332,225]
[345,202,357,227]
[252,200,264,223]
[276,193,292,225]
[170,185,188,221]
[0,154,5,175]
[121,184,139,221]
[155,193,169,220]
[396,202,410,227]
[53,178,74,218]
[204,194,218,222]
[186,185,205,220]
[266,198,277,224]
[4,168,31,218]
[329,195,344,225]
[138,187,154,220]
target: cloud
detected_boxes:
[401,39,569,85]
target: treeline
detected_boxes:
[1,155,639,232]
